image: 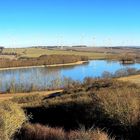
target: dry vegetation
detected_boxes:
[0,101,27,140]
[15,78,139,140]
[119,74,140,85]
[16,123,113,140]
[0,54,88,68]
[0,78,140,139]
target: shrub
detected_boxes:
[102,68,139,78]
[95,88,140,126]
[0,101,27,140]
[119,54,135,63]
[17,124,113,140]
[93,87,140,139]
[17,124,66,140]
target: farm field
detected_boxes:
[3,47,116,59]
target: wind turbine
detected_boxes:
[92,36,96,47]
[80,34,85,46]
[60,35,63,50]
[107,38,113,53]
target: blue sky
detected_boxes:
[0,0,140,47]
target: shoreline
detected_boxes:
[0,61,88,71]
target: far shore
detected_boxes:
[0,61,88,71]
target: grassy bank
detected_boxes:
[119,74,140,84]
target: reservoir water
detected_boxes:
[1,60,140,92]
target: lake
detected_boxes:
[1,60,140,92]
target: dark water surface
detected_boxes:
[1,60,140,92]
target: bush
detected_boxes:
[17,124,113,140]
[102,68,139,78]
[0,101,27,140]
[95,88,140,126]
[92,87,140,139]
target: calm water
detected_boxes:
[1,60,140,92]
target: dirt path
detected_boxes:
[0,90,63,101]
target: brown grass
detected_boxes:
[0,90,62,102]
[16,123,113,140]
[119,74,140,85]
[0,101,27,140]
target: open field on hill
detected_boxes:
[2,47,140,63]
[3,47,114,59]
[67,46,140,54]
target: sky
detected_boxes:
[0,0,140,47]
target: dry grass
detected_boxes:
[68,129,113,140]
[0,101,27,140]
[119,74,140,84]
[0,90,62,103]
[16,123,113,140]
